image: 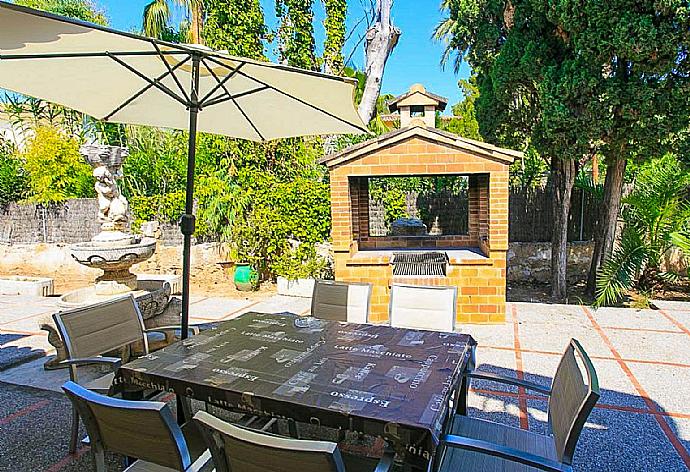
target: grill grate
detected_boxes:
[392,252,448,276]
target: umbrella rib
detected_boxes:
[152,42,191,103]
[106,52,188,107]
[199,58,232,105]
[231,95,265,141]
[102,55,191,122]
[204,56,369,133]
[198,62,246,106]
[200,58,264,140]
[202,86,269,108]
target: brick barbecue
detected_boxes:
[320,85,522,324]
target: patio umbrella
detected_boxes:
[0,1,367,337]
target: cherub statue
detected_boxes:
[93,165,129,231]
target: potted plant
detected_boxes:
[273,242,329,297]
[226,207,278,291]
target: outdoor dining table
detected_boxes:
[113,311,477,470]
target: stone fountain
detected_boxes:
[42,144,182,369]
[67,144,156,296]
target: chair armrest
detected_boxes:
[464,371,551,396]
[186,449,213,472]
[144,325,200,337]
[60,356,122,370]
[374,451,395,472]
[440,435,571,472]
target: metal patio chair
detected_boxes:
[52,294,198,453]
[193,410,394,472]
[388,284,457,332]
[62,381,211,472]
[311,280,372,324]
[435,339,600,472]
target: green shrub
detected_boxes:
[121,126,187,197]
[21,126,93,203]
[199,170,331,279]
[129,191,185,230]
[271,243,327,280]
[0,139,29,206]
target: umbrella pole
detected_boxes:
[181,53,201,342]
[178,53,200,425]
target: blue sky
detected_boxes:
[97,0,470,109]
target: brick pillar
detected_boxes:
[489,171,509,251]
[329,172,351,252]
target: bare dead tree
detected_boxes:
[357,0,400,124]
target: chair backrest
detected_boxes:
[53,294,147,359]
[62,381,192,470]
[193,410,346,472]
[547,339,600,465]
[388,284,457,332]
[310,280,372,324]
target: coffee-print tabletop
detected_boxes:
[114,312,477,469]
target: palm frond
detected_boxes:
[143,0,171,39]
[595,226,649,307]
[574,172,604,201]
[657,271,683,284]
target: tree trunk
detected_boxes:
[357,0,400,124]
[551,157,577,302]
[586,156,627,295]
[190,2,203,45]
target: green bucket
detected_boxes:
[234,263,258,291]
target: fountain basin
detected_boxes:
[70,237,157,294]
[70,237,157,268]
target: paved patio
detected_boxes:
[0,293,689,471]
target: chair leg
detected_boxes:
[93,446,106,472]
[457,346,477,416]
[180,396,193,422]
[288,418,299,438]
[69,404,80,454]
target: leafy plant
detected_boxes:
[120,126,187,197]
[510,147,548,189]
[271,243,327,280]
[0,138,29,206]
[199,167,330,280]
[595,155,690,306]
[275,0,317,69]
[203,0,266,59]
[439,76,482,140]
[574,170,604,202]
[323,0,347,74]
[2,94,92,143]
[14,0,107,24]
[21,126,93,203]
[129,191,185,230]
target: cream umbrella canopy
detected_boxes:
[0,1,367,337]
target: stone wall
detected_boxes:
[0,199,101,244]
[0,242,227,289]
[507,241,593,284]
[0,199,183,245]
